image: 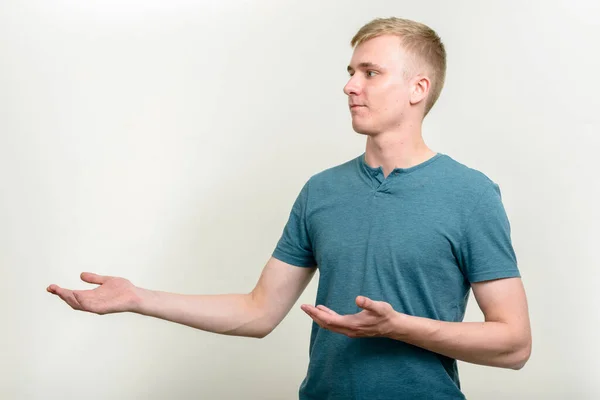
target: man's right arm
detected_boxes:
[48,257,316,339]
[135,257,316,338]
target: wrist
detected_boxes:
[385,311,410,340]
[130,286,152,315]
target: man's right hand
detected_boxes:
[47,272,142,315]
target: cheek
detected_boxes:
[369,84,403,111]
[382,90,406,114]
[361,84,405,121]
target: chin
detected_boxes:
[352,122,379,136]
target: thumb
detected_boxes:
[356,296,377,311]
[80,272,110,285]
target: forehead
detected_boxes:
[348,35,406,69]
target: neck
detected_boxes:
[364,125,436,177]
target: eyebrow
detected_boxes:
[347,62,384,73]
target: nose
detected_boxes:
[343,75,361,96]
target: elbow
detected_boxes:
[249,332,268,339]
[250,327,273,339]
[225,323,273,339]
[509,355,529,370]
[256,319,281,339]
[252,314,285,338]
[510,345,531,370]
[245,315,278,339]
[507,335,532,370]
[246,291,280,339]
[489,327,531,370]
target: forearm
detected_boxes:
[132,288,272,338]
[387,313,531,369]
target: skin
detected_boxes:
[47,34,531,370]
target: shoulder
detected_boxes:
[305,154,362,189]
[436,154,501,199]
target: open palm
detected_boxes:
[47,272,141,315]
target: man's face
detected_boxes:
[344,35,414,136]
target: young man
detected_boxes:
[47,17,531,399]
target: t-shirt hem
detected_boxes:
[272,249,317,268]
[468,268,521,283]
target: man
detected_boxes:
[47,17,531,399]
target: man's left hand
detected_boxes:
[301,296,400,338]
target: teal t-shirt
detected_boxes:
[272,152,520,400]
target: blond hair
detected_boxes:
[351,17,447,117]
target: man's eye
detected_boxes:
[367,71,377,77]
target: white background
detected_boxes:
[1,0,598,398]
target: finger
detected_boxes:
[305,311,337,331]
[301,304,324,315]
[310,315,360,337]
[80,272,110,285]
[303,309,361,337]
[302,306,334,326]
[72,291,96,313]
[316,305,339,315]
[312,309,354,330]
[48,285,83,311]
[356,296,378,312]
[302,307,323,325]
[47,284,59,293]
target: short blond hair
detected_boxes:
[351,17,447,117]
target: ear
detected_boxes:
[409,74,430,106]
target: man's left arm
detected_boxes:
[386,276,531,369]
[302,276,532,370]
[301,183,531,369]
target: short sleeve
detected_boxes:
[272,180,317,268]
[457,183,521,283]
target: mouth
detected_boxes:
[350,105,366,113]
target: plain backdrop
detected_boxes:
[1,0,598,399]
